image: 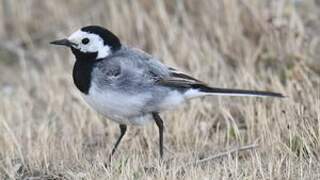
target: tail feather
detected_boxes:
[187,84,284,98]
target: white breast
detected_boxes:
[82,83,152,125]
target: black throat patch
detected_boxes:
[71,47,98,94]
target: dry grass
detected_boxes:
[0,0,319,179]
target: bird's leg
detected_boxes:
[152,113,164,158]
[109,124,127,162]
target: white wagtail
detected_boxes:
[50,25,283,159]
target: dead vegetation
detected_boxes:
[0,0,319,179]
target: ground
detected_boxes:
[0,0,319,179]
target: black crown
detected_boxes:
[81,25,121,52]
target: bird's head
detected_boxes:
[50,25,121,60]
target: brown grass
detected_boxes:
[0,0,319,179]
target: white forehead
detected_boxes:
[67,30,111,59]
[68,30,102,43]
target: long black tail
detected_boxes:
[190,84,284,98]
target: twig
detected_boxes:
[174,144,258,172]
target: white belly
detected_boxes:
[82,83,188,125]
[83,84,153,125]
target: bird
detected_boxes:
[50,25,284,160]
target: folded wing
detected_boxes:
[157,68,284,98]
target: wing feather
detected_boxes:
[157,68,284,98]
[156,68,207,88]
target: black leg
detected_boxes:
[109,124,127,161]
[152,113,164,158]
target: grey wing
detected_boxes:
[156,66,208,92]
[95,46,206,93]
[120,48,205,90]
[116,47,204,88]
[94,47,172,93]
[92,47,212,114]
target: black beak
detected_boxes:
[50,38,76,47]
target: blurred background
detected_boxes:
[0,0,319,179]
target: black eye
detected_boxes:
[81,38,90,45]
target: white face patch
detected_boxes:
[68,30,111,59]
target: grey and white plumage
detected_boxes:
[51,25,284,159]
[86,45,282,125]
[86,46,191,125]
